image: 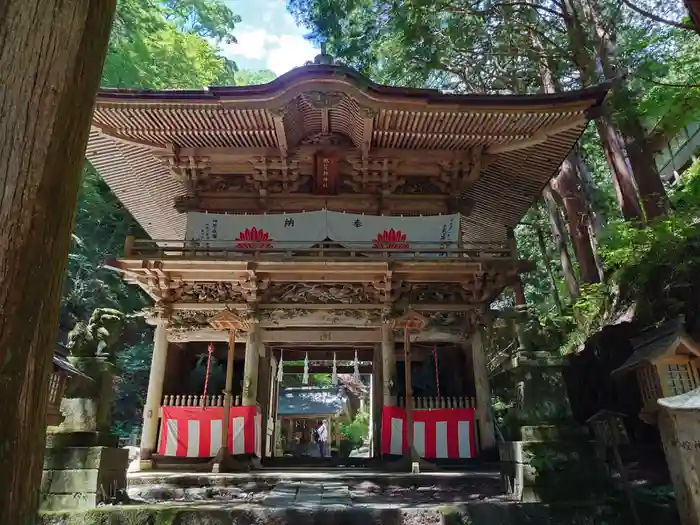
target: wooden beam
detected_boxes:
[487,117,586,155]
[361,107,374,157]
[169,146,479,164]
[271,113,288,157]
[179,192,451,215]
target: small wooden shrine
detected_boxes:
[92,53,609,469]
[614,316,700,423]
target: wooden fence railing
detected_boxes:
[123,237,514,261]
[162,394,242,408]
[397,396,476,410]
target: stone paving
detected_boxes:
[126,468,506,508]
[263,482,353,507]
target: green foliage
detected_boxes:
[104,0,240,89]
[280,360,332,386]
[339,409,369,455]
[235,69,277,86]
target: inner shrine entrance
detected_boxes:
[150,320,482,470]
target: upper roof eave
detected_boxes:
[96,64,612,112]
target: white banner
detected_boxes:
[186,211,327,249]
[325,211,460,249]
[185,211,461,250]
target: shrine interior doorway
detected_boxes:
[264,346,375,469]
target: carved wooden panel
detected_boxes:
[314,152,341,194]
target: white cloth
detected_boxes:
[317,421,329,443]
[185,210,461,250]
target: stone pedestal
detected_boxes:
[497,351,607,502]
[41,443,129,510]
[42,357,129,510]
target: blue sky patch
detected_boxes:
[219,0,319,75]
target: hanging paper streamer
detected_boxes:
[353,350,360,382]
[277,349,284,383]
[331,352,338,385]
[303,352,309,385]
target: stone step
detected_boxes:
[38,500,659,525]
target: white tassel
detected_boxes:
[331,353,338,385]
[353,350,360,382]
[303,352,309,385]
[277,349,284,383]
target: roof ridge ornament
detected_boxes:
[307,40,335,66]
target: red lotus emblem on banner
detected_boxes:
[373,229,409,249]
[235,227,273,249]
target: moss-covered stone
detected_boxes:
[45,431,119,448]
[44,446,127,470]
[500,440,609,502]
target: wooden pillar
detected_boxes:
[403,329,416,457]
[371,344,382,458]
[390,310,428,469]
[242,324,261,407]
[257,348,274,458]
[209,310,253,471]
[217,329,237,467]
[381,323,397,406]
[471,329,496,451]
[139,319,169,466]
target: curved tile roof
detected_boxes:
[87,64,610,242]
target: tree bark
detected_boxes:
[685,0,700,36]
[581,0,670,220]
[542,186,580,299]
[550,155,601,284]
[560,0,645,222]
[529,24,601,286]
[0,2,115,523]
[533,219,564,314]
[573,151,605,280]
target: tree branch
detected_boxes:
[620,0,697,31]
[447,1,564,20]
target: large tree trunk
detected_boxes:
[573,150,605,280]
[542,186,580,300]
[560,0,644,222]
[550,156,601,284]
[532,218,564,314]
[529,24,602,285]
[685,0,700,36]
[0,2,115,523]
[582,0,670,220]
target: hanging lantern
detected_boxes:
[277,349,284,383]
[331,352,338,385]
[353,350,360,382]
[303,352,309,385]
